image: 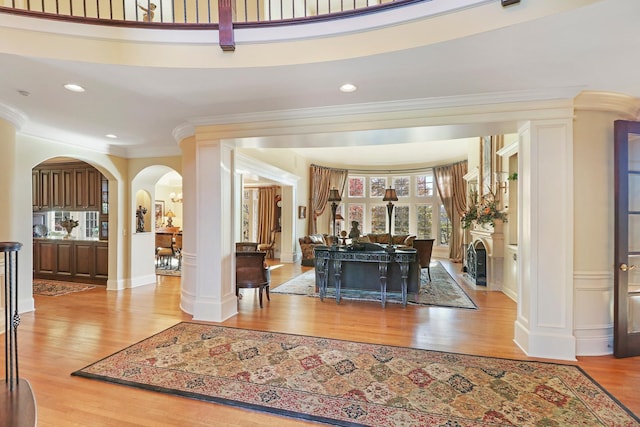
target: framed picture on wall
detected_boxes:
[480,136,493,196]
[298,206,307,219]
[155,200,165,229]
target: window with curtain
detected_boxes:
[341,170,448,245]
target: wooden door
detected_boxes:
[613,120,640,357]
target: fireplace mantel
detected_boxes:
[469,220,504,291]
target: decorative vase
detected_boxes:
[64,226,75,239]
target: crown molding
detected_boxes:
[235,152,300,186]
[573,91,640,119]
[188,88,583,129]
[0,102,27,130]
[172,123,195,143]
[497,141,518,158]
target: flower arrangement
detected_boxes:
[60,217,80,235]
[461,189,507,229]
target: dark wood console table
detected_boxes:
[314,245,418,307]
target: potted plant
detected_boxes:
[461,189,507,230]
[60,217,79,238]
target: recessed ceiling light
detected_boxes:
[105,134,118,139]
[340,83,357,93]
[64,83,85,93]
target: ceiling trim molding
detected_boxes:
[235,152,300,186]
[0,102,27,131]
[187,88,583,129]
[173,123,196,143]
[573,91,640,120]
[188,94,577,145]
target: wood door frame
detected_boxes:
[614,119,640,357]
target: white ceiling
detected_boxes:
[1,0,640,167]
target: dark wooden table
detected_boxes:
[314,245,418,307]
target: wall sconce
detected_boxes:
[382,187,398,252]
[165,209,176,227]
[170,192,183,203]
[494,172,509,194]
[327,188,341,245]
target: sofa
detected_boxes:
[356,233,416,248]
[299,234,336,266]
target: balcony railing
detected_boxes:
[1,0,407,24]
[2,0,420,50]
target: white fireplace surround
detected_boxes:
[469,221,505,291]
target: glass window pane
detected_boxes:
[348,204,364,231]
[85,211,98,238]
[394,206,409,234]
[416,175,433,197]
[629,213,640,252]
[417,204,433,239]
[439,204,451,245]
[629,133,640,172]
[370,205,387,234]
[370,177,387,198]
[629,296,640,333]
[630,173,640,211]
[348,176,365,198]
[392,176,410,197]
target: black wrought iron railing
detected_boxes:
[2,0,404,24]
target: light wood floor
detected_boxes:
[8,259,639,426]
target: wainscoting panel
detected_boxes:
[574,270,614,356]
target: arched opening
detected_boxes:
[131,165,182,285]
[32,156,110,289]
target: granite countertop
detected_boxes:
[34,236,103,242]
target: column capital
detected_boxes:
[574,91,640,119]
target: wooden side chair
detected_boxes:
[155,233,174,268]
[258,229,277,259]
[412,238,435,281]
[236,251,271,308]
[235,242,258,252]
[173,233,183,270]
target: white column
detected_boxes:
[0,117,34,315]
[515,118,576,360]
[180,136,238,322]
[572,92,640,355]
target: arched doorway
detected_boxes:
[32,157,110,288]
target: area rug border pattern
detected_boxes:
[72,322,639,426]
[32,279,98,296]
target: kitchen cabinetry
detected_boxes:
[32,169,51,210]
[32,162,103,212]
[73,167,101,210]
[33,239,108,284]
[51,169,74,210]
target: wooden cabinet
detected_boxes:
[33,239,108,285]
[32,169,51,210]
[33,162,104,212]
[51,169,74,210]
[73,167,101,210]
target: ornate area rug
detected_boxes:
[155,268,181,277]
[156,258,181,276]
[272,261,476,309]
[72,323,638,426]
[33,279,97,296]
